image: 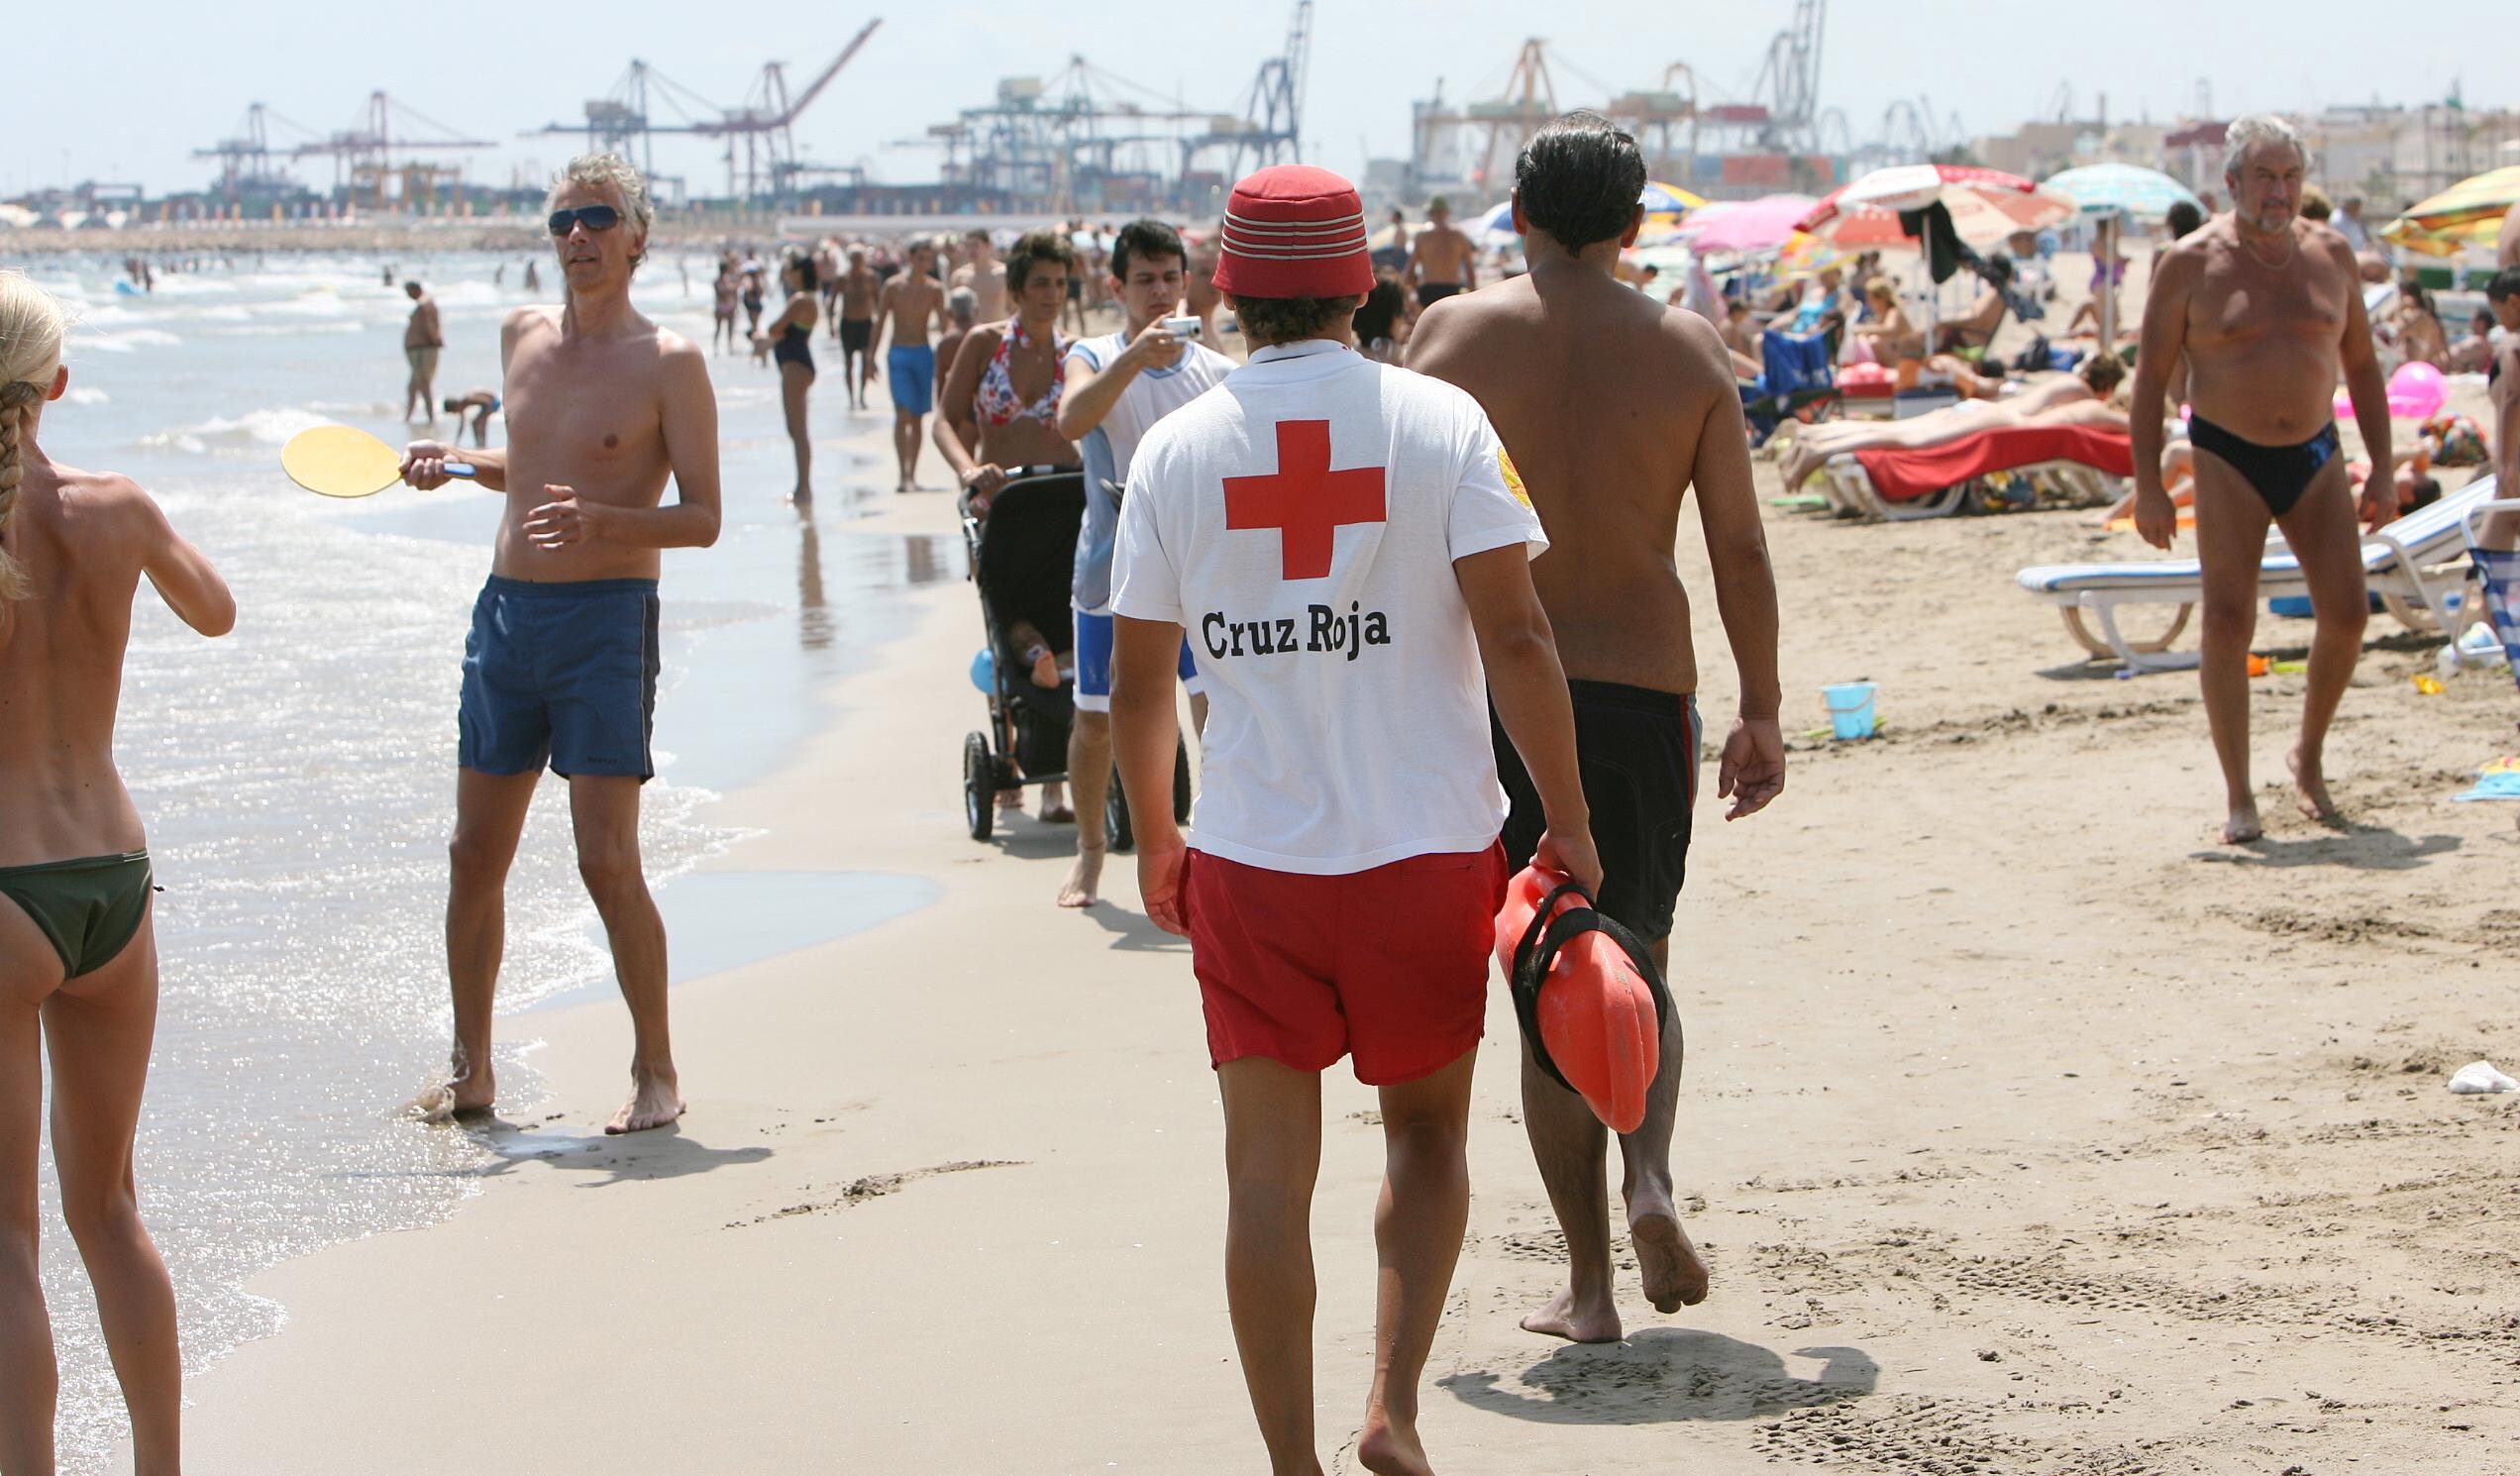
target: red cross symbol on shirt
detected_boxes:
[1222,419,1388,580]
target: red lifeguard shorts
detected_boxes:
[1184,843,1508,1086]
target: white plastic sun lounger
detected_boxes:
[2014,476,2497,671]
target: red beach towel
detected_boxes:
[1855,424,2135,503]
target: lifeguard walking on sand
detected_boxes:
[1110,163,1601,1476]
[402,153,723,1134]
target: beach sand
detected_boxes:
[165,323,2520,1471]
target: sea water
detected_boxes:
[8,247,955,1470]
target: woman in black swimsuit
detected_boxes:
[759,254,821,504]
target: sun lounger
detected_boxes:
[1740,329,1838,446]
[2457,496,2520,677]
[1820,421,2136,521]
[2014,475,2499,670]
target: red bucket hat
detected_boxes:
[1213,164,1374,299]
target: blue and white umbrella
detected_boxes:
[2042,163,2199,344]
[2042,162,2200,223]
[1472,199,1518,239]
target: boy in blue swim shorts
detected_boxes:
[1053,218,1236,907]
[872,237,952,491]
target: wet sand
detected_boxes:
[167,303,2520,1471]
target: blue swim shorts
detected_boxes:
[458,576,662,781]
[1073,606,1204,715]
[888,344,936,416]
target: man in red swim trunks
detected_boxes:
[1109,163,1601,1476]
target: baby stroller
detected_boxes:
[959,468,1191,846]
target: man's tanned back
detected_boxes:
[1409,272,1746,696]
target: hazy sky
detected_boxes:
[6,1,2508,198]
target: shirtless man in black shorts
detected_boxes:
[837,247,880,411]
[1406,196,1478,309]
[1411,111,1785,1343]
[2131,115,2391,844]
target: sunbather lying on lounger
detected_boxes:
[1781,356,2128,491]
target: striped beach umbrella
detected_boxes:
[2391,164,2520,235]
[1798,164,2074,248]
[2378,214,2500,258]
[2042,162,2201,222]
[1641,180,1709,214]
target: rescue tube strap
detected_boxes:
[1508,879,1678,1099]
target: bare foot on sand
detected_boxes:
[2289,746,2343,825]
[1057,847,1103,907]
[1629,1195,1712,1313]
[1359,1416,1433,1476]
[1780,442,1816,493]
[2222,798,2263,845]
[1520,1284,1623,1344]
[1038,782,1074,825]
[606,1067,684,1135]
[409,1045,495,1123]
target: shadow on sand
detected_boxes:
[2192,824,2461,871]
[1085,896,1192,954]
[473,1120,774,1190]
[1438,1330,1877,1426]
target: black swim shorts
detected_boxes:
[1492,681,1701,944]
[840,318,873,352]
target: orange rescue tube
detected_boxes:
[1495,865,1667,1135]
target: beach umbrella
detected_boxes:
[1799,164,2074,249]
[2391,164,2520,235]
[1687,194,1821,256]
[2378,214,2500,258]
[1641,181,1708,214]
[2041,165,2197,348]
[1800,164,2073,345]
[1472,199,1518,239]
[2042,162,2200,222]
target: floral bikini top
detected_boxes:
[975,318,1071,428]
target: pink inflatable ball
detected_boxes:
[2385,361,2447,420]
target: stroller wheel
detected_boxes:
[1104,763,1133,854]
[964,731,995,841]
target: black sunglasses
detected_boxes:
[547,204,622,236]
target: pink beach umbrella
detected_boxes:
[1687,194,1821,256]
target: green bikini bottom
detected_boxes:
[0,851,155,979]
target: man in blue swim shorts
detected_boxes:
[401,152,723,1135]
[872,237,951,491]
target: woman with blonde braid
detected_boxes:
[0,270,233,1475]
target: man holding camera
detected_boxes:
[1052,218,1235,907]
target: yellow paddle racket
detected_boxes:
[280,425,475,499]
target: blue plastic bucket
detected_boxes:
[1824,682,1877,740]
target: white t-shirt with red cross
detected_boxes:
[1110,339,1547,876]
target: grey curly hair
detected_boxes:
[2223,115,2308,183]
[547,152,656,268]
